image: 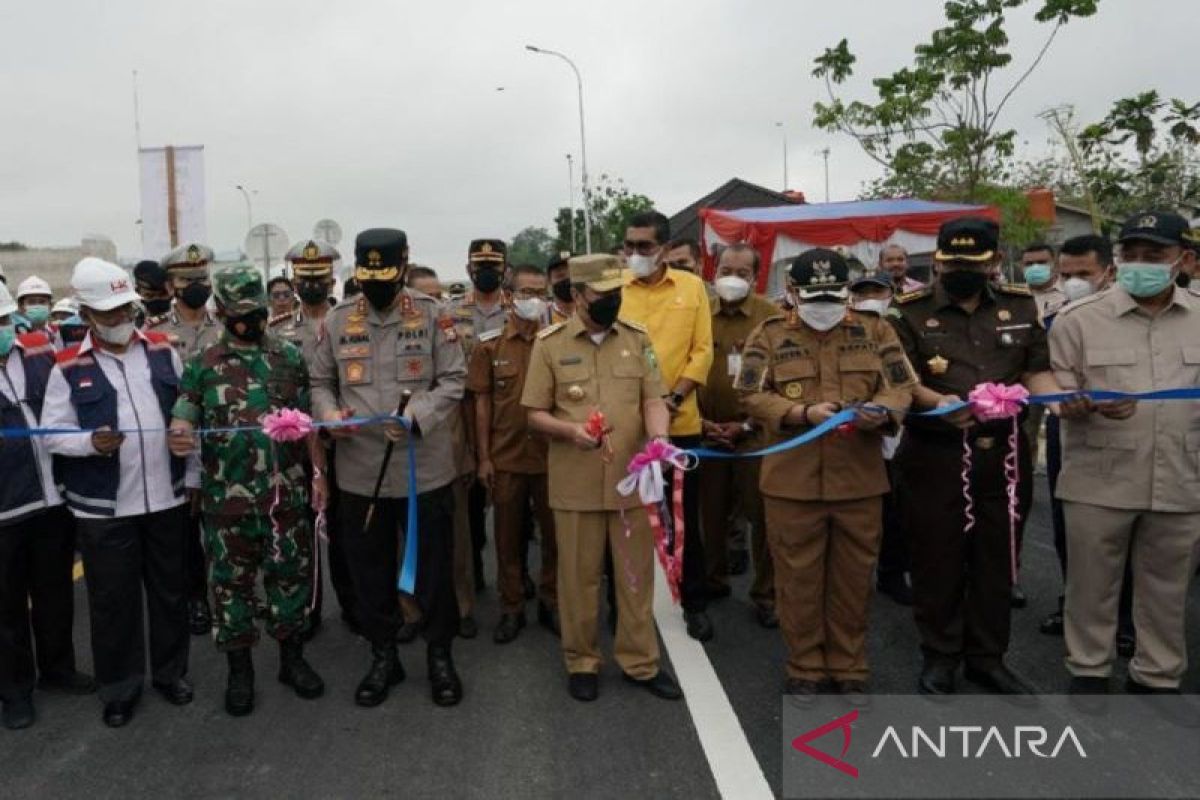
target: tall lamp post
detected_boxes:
[526,44,592,253]
[235,184,254,233]
[775,122,789,191]
[566,153,577,253]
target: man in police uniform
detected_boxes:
[271,238,358,637]
[892,217,1060,696]
[146,242,222,638]
[311,228,467,707]
[738,249,915,704]
[522,254,680,703]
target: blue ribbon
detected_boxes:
[0,413,400,439]
[398,418,419,595]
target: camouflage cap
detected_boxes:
[568,254,625,292]
[213,263,268,315]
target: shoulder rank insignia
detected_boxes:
[537,321,566,339]
[998,283,1032,297]
[895,286,933,305]
[436,315,458,342]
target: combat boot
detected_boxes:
[225,648,255,717]
[355,641,406,707]
[428,646,463,707]
[278,635,325,699]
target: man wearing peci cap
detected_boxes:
[1051,211,1200,696]
[891,217,1061,697]
[522,254,681,703]
[737,249,916,705]
[310,228,467,707]
[41,258,194,727]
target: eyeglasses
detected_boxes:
[623,240,660,256]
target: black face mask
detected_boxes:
[143,297,172,315]
[586,293,622,328]
[940,269,988,300]
[297,282,329,306]
[552,278,573,303]
[224,308,269,343]
[471,268,503,293]
[360,280,400,311]
[179,282,212,310]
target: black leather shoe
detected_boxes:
[355,642,405,707]
[1039,609,1064,636]
[755,605,779,629]
[1124,677,1180,695]
[2,696,35,730]
[396,621,420,644]
[536,602,560,637]
[964,664,1034,695]
[427,648,462,707]
[188,597,212,636]
[784,678,822,708]
[568,672,598,702]
[1009,583,1027,609]
[152,677,194,706]
[876,573,913,606]
[837,680,871,708]
[39,671,96,695]
[728,548,749,576]
[684,610,714,643]
[918,661,957,695]
[1068,676,1110,715]
[522,573,536,600]
[225,648,255,717]
[278,636,325,699]
[493,612,526,644]
[1116,629,1136,659]
[623,670,682,700]
[102,698,137,728]
[458,615,478,640]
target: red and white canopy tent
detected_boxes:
[699,198,1000,295]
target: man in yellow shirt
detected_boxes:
[619,211,716,641]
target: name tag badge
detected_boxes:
[727,353,742,377]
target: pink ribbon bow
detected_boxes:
[261,408,314,442]
[968,382,1029,421]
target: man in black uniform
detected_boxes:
[891,217,1060,696]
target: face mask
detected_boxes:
[0,324,15,356]
[179,282,212,310]
[471,268,503,293]
[940,269,988,300]
[552,278,573,303]
[851,298,891,315]
[797,301,846,332]
[224,309,269,342]
[297,282,329,306]
[1060,276,1097,303]
[628,253,658,279]
[713,276,751,303]
[360,280,399,311]
[1117,262,1175,298]
[94,320,136,346]
[586,293,622,328]
[143,297,172,315]
[23,305,50,324]
[512,296,546,322]
[1023,263,1053,287]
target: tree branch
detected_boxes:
[990,21,1063,133]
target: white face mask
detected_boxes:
[797,301,847,332]
[713,275,751,303]
[1060,276,1098,303]
[512,296,546,322]
[627,253,659,279]
[93,320,136,346]
[851,298,891,315]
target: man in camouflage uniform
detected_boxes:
[169,264,327,717]
[147,242,222,637]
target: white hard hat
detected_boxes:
[16,275,52,300]
[71,258,138,312]
[52,297,79,315]
[0,282,16,318]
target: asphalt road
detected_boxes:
[3,480,1198,799]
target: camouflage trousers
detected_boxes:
[204,507,312,651]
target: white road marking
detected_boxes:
[653,561,773,800]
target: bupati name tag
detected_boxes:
[996,323,1032,332]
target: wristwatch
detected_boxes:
[670,391,686,407]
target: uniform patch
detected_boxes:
[927,355,949,375]
[567,385,585,401]
[403,358,428,379]
[644,345,659,372]
[733,353,767,392]
[558,355,582,366]
[846,324,867,340]
[338,344,370,358]
[998,309,1012,322]
[783,382,804,399]
[437,315,458,343]
[884,355,914,386]
[345,360,368,384]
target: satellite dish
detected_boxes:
[244,223,290,278]
[313,219,343,246]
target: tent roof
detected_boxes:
[705,198,991,224]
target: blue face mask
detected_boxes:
[1023,263,1053,287]
[0,324,15,356]
[23,305,49,324]
[1117,262,1176,298]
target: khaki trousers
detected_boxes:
[764,495,882,682]
[555,508,658,679]
[452,478,476,619]
[1063,502,1200,688]
[699,457,774,609]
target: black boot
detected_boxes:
[225,648,255,717]
[278,636,325,699]
[428,646,463,707]
[355,642,406,707]
[189,597,212,636]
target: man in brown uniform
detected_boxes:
[892,217,1060,696]
[468,265,559,643]
[522,254,680,703]
[737,248,915,705]
[697,243,778,627]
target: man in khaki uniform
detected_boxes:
[310,228,466,708]
[522,254,680,703]
[697,243,777,627]
[1052,211,1200,695]
[468,265,559,643]
[738,249,915,705]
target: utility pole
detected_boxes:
[819,147,831,202]
[776,122,789,191]
[566,153,577,253]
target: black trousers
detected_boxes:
[184,507,207,603]
[468,480,487,586]
[0,506,78,701]
[877,460,910,582]
[898,427,1033,670]
[77,505,190,703]
[669,435,708,613]
[338,485,457,649]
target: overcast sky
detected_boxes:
[1,0,1194,278]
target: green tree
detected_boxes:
[508,226,557,268]
[552,174,655,254]
[811,0,1098,201]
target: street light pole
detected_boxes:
[818,148,831,202]
[776,122,788,191]
[526,45,592,253]
[235,184,254,233]
[566,153,577,253]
